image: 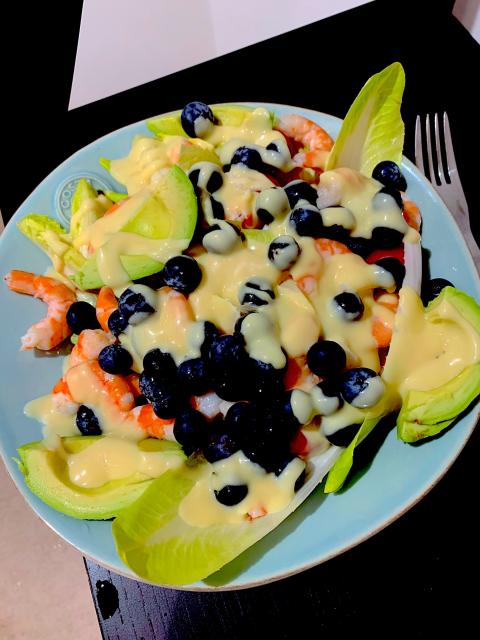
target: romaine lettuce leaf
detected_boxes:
[326,62,405,176]
[112,447,340,585]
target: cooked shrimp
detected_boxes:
[130,404,174,439]
[275,114,333,169]
[315,238,351,258]
[95,287,118,332]
[51,377,79,415]
[69,329,115,368]
[66,360,135,412]
[4,270,76,350]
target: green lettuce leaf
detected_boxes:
[17,214,85,270]
[112,447,340,585]
[326,62,405,176]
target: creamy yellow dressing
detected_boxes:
[318,168,418,243]
[211,165,273,224]
[25,395,77,440]
[305,252,394,371]
[383,287,480,394]
[65,363,144,441]
[122,288,203,368]
[110,135,184,194]
[178,451,305,527]
[189,241,278,332]
[66,437,182,488]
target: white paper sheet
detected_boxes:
[69,0,371,110]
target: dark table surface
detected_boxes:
[2,1,480,638]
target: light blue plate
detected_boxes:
[0,105,479,591]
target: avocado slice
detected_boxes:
[16,436,184,520]
[71,166,197,289]
[70,179,111,240]
[147,105,255,138]
[384,286,480,442]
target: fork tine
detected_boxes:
[414,115,426,175]
[443,112,459,182]
[424,114,437,185]
[433,113,445,183]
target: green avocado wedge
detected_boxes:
[16,437,184,520]
[384,286,480,443]
[71,166,197,289]
[397,363,480,442]
[147,105,255,138]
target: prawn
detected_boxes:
[402,197,422,232]
[275,114,333,170]
[69,328,115,367]
[4,270,76,350]
[95,287,118,332]
[129,404,174,439]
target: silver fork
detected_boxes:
[415,112,480,273]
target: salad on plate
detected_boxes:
[3,62,480,586]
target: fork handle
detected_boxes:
[454,215,480,275]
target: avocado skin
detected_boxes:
[396,284,480,443]
[16,439,154,520]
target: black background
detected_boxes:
[2,1,480,638]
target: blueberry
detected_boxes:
[284,180,318,207]
[133,270,165,289]
[239,278,275,307]
[224,402,255,440]
[200,321,220,359]
[204,432,240,463]
[306,340,347,377]
[289,206,323,237]
[162,255,203,294]
[66,302,100,334]
[139,373,162,402]
[294,469,306,491]
[271,452,296,476]
[279,391,301,433]
[268,235,301,270]
[142,349,177,380]
[339,368,384,408]
[107,309,128,337]
[98,344,133,375]
[208,334,248,370]
[173,407,207,455]
[230,146,265,172]
[371,227,404,249]
[134,395,149,407]
[255,187,290,225]
[249,359,285,401]
[214,484,248,506]
[319,223,349,242]
[177,358,210,396]
[202,221,243,255]
[345,236,372,258]
[325,423,361,447]
[209,195,225,220]
[315,379,343,412]
[76,405,102,436]
[423,277,453,303]
[118,288,155,324]
[266,142,279,152]
[206,170,223,193]
[188,168,201,191]
[373,185,403,211]
[151,381,181,419]
[181,101,216,138]
[213,373,252,402]
[333,292,364,321]
[372,160,407,192]
[375,257,405,289]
